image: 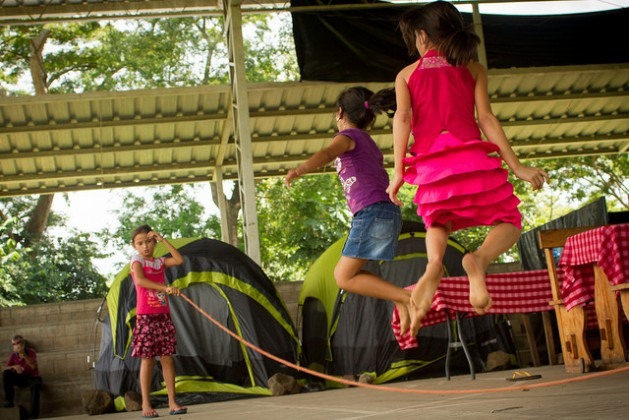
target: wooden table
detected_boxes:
[559,223,629,368]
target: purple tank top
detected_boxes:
[334,128,392,215]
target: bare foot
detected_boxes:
[463,253,492,314]
[409,262,442,336]
[395,302,410,335]
[142,407,157,418]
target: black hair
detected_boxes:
[12,335,31,351]
[335,86,396,130]
[399,1,480,66]
[131,224,152,243]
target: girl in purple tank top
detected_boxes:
[285,86,417,335]
[388,1,550,338]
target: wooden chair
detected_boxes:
[610,283,629,364]
[611,284,629,327]
[538,227,597,373]
[592,266,627,367]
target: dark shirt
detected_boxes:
[6,348,39,377]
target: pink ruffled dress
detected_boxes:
[403,50,522,232]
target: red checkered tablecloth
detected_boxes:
[392,269,554,350]
[559,224,629,311]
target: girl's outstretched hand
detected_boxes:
[165,286,181,296]
[386,174,405,206]
[285,169,299,188]
[513,165,550,191]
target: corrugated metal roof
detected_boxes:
[1,63,627,198]
[0,0,288,24]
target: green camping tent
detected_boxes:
[95,238,302,409]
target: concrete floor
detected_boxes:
[45,364,629,420]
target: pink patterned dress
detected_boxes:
[130,255,177,358]
[403,49,522,232]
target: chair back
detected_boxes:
[537,226,597,304]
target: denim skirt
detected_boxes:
[342,201,402,261]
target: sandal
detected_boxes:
[169,407,187,416]
[506,370,542,382]
[142,409,159,418]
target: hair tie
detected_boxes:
[364,101,369,109]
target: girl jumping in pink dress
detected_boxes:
[387,1,550,337]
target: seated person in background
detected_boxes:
[3,335,42,419]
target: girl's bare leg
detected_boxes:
[140,358,156,415]
[334,256,413,334]
[464,222,521,314]
[409,225,450,336]
[160,355,181,411]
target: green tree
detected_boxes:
[11,233,109,304]
[536,155,628,211]
[1,13,298,95]
[0,196,109,304]
[102,184,221,260]
[60,18,228,91]
[257,175,350,281]
[0,218,25,306]
[243,14,299,82]
[3,13,625,284]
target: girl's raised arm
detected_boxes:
[149,231,184,268]
[469,62,549,190]
[285,134,354,187]
[388,69,414,205]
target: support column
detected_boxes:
[213,169,230,244]
[223,0,261,264]
[472,3,488,68]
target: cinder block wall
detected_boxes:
[275,281,303,326]
[0,299,104,418]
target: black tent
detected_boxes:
[95,238,302,409]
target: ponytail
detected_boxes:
[336,87,396,130]
[399,1,480,66]
[440,25,480,66]
[367,88,397,116]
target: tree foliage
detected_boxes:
[0,218,25,306]
[257,175,350,281]
[0,23,101,94]
[534,155,628,210]
[0,197,109,304]
[100,184,221,269]
[9,233,109,304]
[1,13,298,95]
